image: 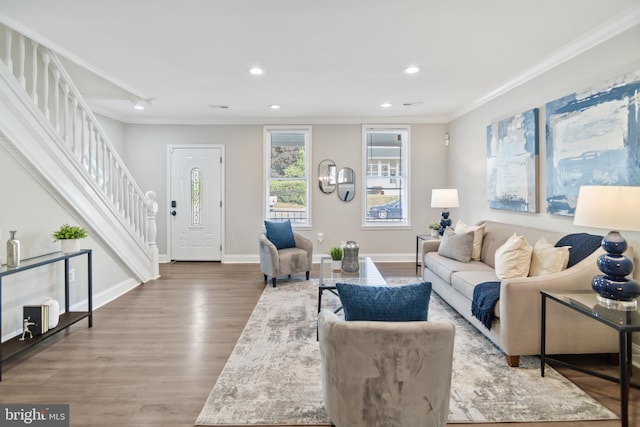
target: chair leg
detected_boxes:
[288,274,291,279]
[306,271,310,280]
[264,274,268,284]
[272,277,277,287]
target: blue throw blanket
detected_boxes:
[471,281,501,330]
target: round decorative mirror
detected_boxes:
[337,167,356,202]
[318,159,337,194]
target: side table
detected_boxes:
[540,290,640,427]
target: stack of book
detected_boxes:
[23,305,50,336]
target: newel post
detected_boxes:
[145,190,160,279]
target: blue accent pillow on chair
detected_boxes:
[555,233,603,268]
[264,220,296,249]
[336,282,432,321]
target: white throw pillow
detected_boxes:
[529,237,570,277]
[455,220,485,261]
[494,233,532,279]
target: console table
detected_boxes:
[0,249,93,381]
[540,290,639,427]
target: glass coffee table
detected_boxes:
[317,256,387,314]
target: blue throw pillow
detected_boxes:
[336,282,432,322]
[555,233,603,268]
[264,220,296,249]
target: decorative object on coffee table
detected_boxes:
[431,189,459,236]
[341,240,359,272]
[573,185,640,310]
[6,230,20,268]
[329,246,343,271]
[52,224,89,253]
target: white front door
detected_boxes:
[169,146,223,261]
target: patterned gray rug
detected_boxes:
[195,278,617,425]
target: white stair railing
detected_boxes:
[1,23,159,280]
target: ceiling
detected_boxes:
[0,0,639,125]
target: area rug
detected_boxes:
[195,278,617,425]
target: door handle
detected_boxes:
[171,210,177,216]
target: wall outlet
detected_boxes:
[69,268,75,283]
[317,232,324,243]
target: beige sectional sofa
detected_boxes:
[422,220,618,367]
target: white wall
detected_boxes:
[448,24,640,280]
[122,123,449,260]
[0,142,135,341]
[95,113,126,156]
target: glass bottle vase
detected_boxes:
[7,230,20,268]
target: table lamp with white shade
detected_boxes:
[573,185,640,310]
[431,189,459,236]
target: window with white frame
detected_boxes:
[363,126,410,225]
[265,126,311,226]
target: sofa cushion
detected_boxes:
[450,271,501,318]
[450,270,500,299]
[494,233,532,279]
[455,220,485,261]
[438,227,474,263]
[555,233,603,268]
[425,253,492,283]
[530,237,570,276]
[264,220,295,249]
[336,282,432,322]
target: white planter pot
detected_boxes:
[331,260,342,271]
[60,239,81,253]
[430,229,439,237]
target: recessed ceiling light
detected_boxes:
[402,101,424,107]
[132,99,149,110]
[380,102,392,108]
[209,104,229,109]
[403,66,420,74]
[270,104,281,109]
[249,67,265,75]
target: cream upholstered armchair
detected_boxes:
[318,310,455,427]
[259,231,313,287]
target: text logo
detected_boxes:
[0,405,69,426]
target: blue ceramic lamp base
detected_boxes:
[592,230,640,311]
[438,210,452,236]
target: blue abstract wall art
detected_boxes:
[546,70,640,216]
[486,108,539,212]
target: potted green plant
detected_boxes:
[52,224,89,253]
[428,221,441,237]
[329,246,343,271]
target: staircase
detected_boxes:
[0,23,159,282]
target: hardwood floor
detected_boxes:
[0,261,637,426]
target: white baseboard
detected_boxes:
[223,252,416,264]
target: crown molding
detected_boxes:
[449,5,640,122]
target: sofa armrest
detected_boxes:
[421,239,441,257]
[497,248,612,355]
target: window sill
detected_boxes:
[361,224,412,231]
